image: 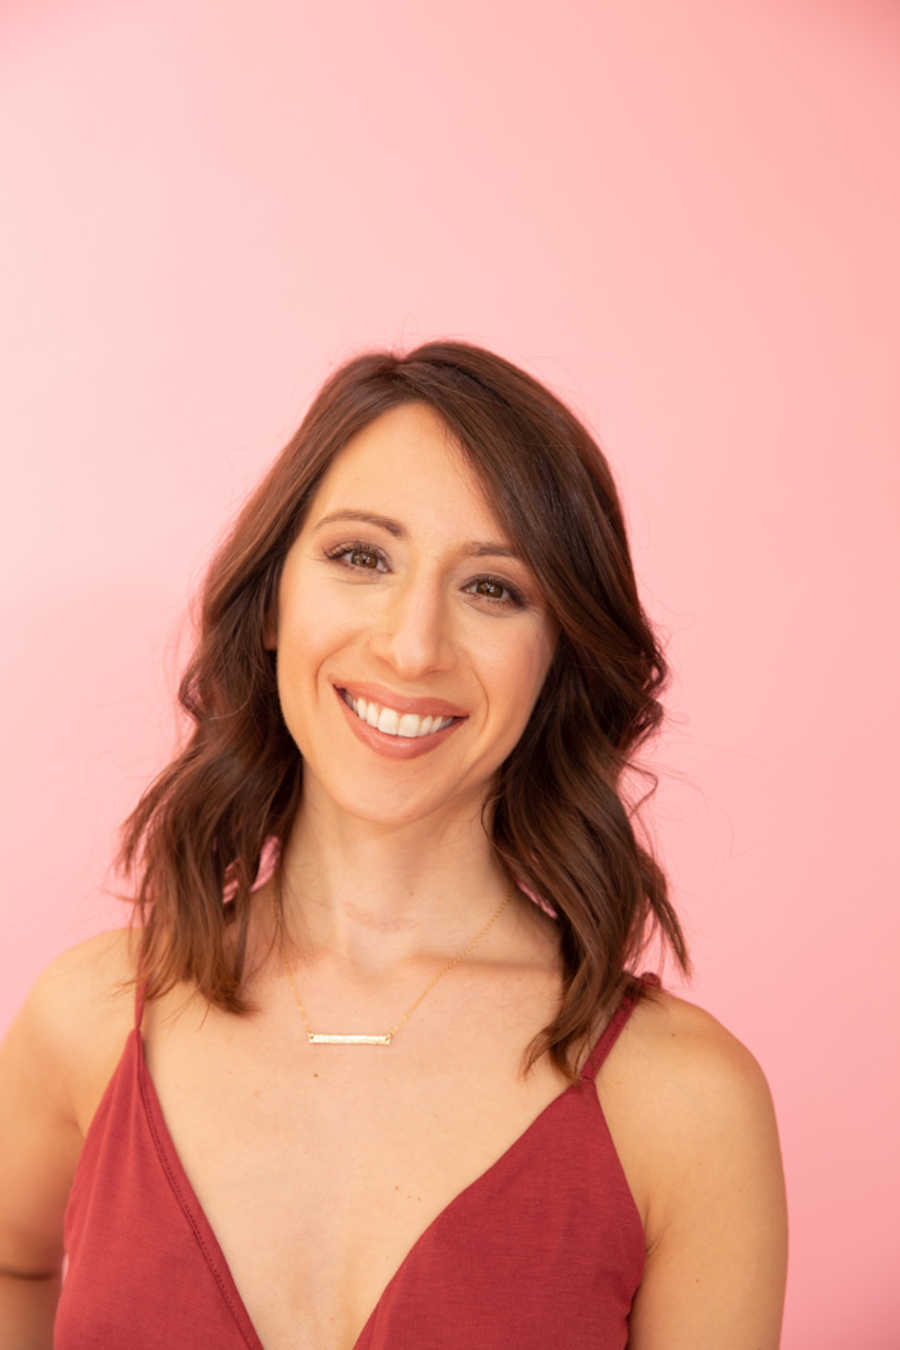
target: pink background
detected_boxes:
[2,3,898,1344]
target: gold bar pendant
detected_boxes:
[307,1032,392,1045]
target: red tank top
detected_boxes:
[55,971,660,1349]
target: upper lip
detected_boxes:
[335,680,468,719]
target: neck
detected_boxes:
[268,802,521,976]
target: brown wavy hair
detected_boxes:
[113,339,691,1082]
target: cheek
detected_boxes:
[485,643,549,722]
[278,570,347,649]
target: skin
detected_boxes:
[0,400,788,1347]
[262,400,560,973]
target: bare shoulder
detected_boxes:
[625,981,772,1083]
[620,984,784,1215]
[0,929,141,1277]
[617,985,789,1348]
[627,982,780,1126]
[27,926,138,1032]
[12,927,141,1132]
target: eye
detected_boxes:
[325,542,386,573]
[323,541,526,609]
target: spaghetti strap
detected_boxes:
[133,978,146,1033]
[59,972,650,1348]
[579,971,661,1083]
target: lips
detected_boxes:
[339,687,455,735]
[332,680,468,720]
[334,681,465,759]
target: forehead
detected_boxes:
[308,403,505,535]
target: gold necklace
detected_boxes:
[274,876,512,1046]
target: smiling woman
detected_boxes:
[0,340,787,1349]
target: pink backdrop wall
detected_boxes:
[2,2,898,1344]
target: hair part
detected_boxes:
[111,339,690,1082]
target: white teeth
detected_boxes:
[342,690,454,738]
[376,705,400,735]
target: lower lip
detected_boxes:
[333,686,466,760]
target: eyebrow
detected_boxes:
[313,510,524,561]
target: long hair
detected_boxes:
[113,339,691,1082]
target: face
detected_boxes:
[265,402,558,829]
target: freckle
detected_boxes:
[313,1072,319,1078]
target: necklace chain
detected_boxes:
[274,877,512,1045]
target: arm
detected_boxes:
[0,930,135,1350]
[627,1017,789,1349]
[0,965,84,1348]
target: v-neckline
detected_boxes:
[133,1024,595,1350]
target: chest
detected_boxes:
[121,981,648,1350]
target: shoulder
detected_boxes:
[0,929,141,1277]
[623,985,783,1209]
[627,980,770,1086]
[8,927,141,1133]
[632,983,778,1117]
[25,927,139,1035]
[611,986,788,1346]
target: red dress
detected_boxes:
[55,971,660,1348]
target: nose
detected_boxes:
[368,571,456,677]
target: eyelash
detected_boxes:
[323,541,527,610]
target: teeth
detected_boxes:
[342,690,454,738]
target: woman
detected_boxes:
[0,341,788,1348]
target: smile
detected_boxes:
[333,684,465,760]
[339,688,457,738]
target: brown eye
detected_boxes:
[347,547,379,569]
[472,578,511,603]
[325,542,386,571]
[324,542,526,610]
